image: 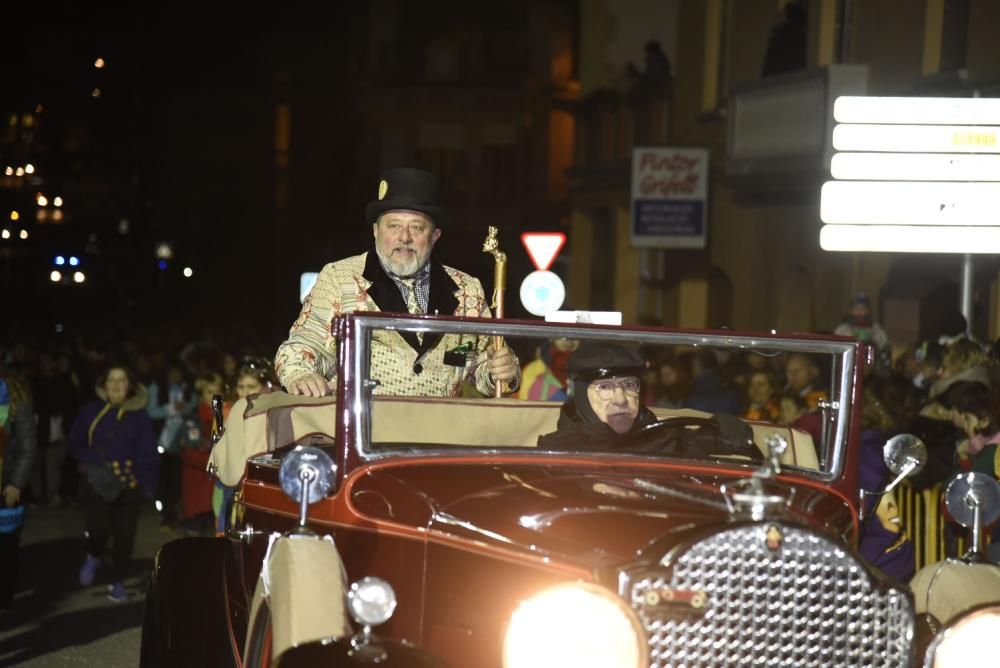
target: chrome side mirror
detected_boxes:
[279,445,336,531]
[859,434,926,521]
[945,472,1000,563]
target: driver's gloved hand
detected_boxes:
[707,414,758,457]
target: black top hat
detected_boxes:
[365,167,446,226]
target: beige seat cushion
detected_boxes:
[210,394,819,485]
[373,397,818,469]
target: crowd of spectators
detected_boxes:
[3,298,1000,606]
[0,318,279,606]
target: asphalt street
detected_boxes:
[0,502,177,667]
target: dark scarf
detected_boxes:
[362,250,460,355]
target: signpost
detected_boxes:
[519,232,567,317]
[820,95,1000,329]
[630,147,709,249]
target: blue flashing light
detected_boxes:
[55,255,65,266]
[69,256,79,266]
[158,260,168,271]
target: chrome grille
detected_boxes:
[629,524,913,668]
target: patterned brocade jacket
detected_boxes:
[275,251,519,397]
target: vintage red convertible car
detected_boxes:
[139,312,996,667]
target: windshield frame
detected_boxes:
[346,313,858,482]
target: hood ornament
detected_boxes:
[729,435,790,521]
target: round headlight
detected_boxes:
[928,604,1000,668]
[503,582,647,668]
[346,576,397,627]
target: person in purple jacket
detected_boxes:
[68,363,159,602]
[856,394,916,583]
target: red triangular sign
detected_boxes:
[521,232,566,271]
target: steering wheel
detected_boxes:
[618,416,723,455]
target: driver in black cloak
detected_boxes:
[538,342,756,456]
[537,343,658,450]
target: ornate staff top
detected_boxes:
[482,226,508,397]
[482,226,507,313]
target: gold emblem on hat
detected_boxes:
[378,179,388,201]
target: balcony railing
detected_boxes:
[573,88,671,167]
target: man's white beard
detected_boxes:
[378,247,428,278]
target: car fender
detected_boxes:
[243,533,352,666]
[141,537,245,668]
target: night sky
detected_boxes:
[1,5,382,342]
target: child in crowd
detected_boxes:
[178,372,224,535]
[146,363,192,526]
[778,392,822,445]
[743,371,780,423]
[211,358,276,533]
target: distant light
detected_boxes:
[154,499,163,511]
[770,329,777,335]
[3,167,11,176]
[91,88,101,98]
[1,229,9,240]
[158,259,168,270]
[69,256,79,266]
[54,323,64,333]
[73,271,85,283]
[35,104,43,113]
[14,167,24,176]
[52,210,63,222]
[94,57,106,69]
[118,218,129,234]
[24,164,35,174]
[36,194,48,206]
[183,266,193,278]
[53,196,63,207]
[50,270,62,282]
[55,255,65,266]
[18,229,27,240]
[9,211,18,221]
[154,241,173,259]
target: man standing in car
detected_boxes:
[276,167,519,398]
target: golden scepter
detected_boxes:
[482,226,507,397]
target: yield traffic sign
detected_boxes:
[520,232,566,271]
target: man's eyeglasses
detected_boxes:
[588,378,640,400]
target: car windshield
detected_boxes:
[347,314,857,479]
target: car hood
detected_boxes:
[347,459,855,571]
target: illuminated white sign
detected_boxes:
[834,96,1000,126]
[821,181,1000,226]
[820,225,1000,253]
[630,147,709,249]
[544,311,623,325]
[832,124,1000,153]
[830,153,1000,181]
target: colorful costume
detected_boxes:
[276,251,518,397]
